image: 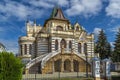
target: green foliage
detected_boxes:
[0,52,23,80]
[95,29,111,59]
[112,29,120,62]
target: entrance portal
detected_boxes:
[73,60,79,72]
[64,59,71,72]
[54,59,61,72]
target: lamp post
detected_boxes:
[35,58,37,80]
[85,52,88,78]
[85,43,88,78]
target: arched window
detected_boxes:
[60,39,66,48]
[56,26,63,31]
[69,41,72,49]
[55,40,58,50]
[76,26,79,31]
[24,44,27,55]
[29,44,32,54]
[78,43,81,53]
[84,43,87,54]
[20,45,22,55]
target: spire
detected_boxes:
[50,6,66,20]
[26,19,29,23]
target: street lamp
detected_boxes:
[84,43,88,78]
[35,58,37,80]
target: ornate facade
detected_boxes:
[18,7,94,74]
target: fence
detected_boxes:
[22,72,92,80]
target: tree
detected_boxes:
[95,29,111,59]
[106,42,112,58]
[112,29,120,62]
[0,52,23,80]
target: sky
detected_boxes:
[0,0,120,54]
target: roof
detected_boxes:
[50,6,66,20]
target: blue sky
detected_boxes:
[0,0,120,54]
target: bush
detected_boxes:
[0,52,23,80]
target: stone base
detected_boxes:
[94,77,100,80]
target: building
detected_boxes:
[18,7,94,74]
[0,43,6,52]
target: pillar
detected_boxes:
[58,40,61,51]
[52,60,54,72]
[27,44,29,55]
[25,68,29,74]
[81,43,84,54]
[61,59,64,72]
[66,40,69,51]
[61,45,64,54]
[92,57,100,80]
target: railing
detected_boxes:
[26,49,92,69]
[26,53,48,69]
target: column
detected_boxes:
[25,68,29,74]
[66,40,69,51]
[81,43,84,54]
[61,59,64,72]
[51,39,55,52]
[58,40,61,51]
[27,44,29,55]
[52,60,54,72]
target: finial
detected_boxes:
[26,19,29,23]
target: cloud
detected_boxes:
[25,0,69,8]
[65,0,102,17]
[108,25,120,32]
[0,39,18,54]
[0,0,44,21]
[93,27,102,35]
[0,0,104,21]
[106,0,120,18]
[110,42,114,48]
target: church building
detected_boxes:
[18,7,94,74]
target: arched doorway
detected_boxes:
[73,60,79,72]
[60,39,66,48]
[54,59,61,72]
[64,59,71,72]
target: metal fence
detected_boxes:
[22,72,92,80]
